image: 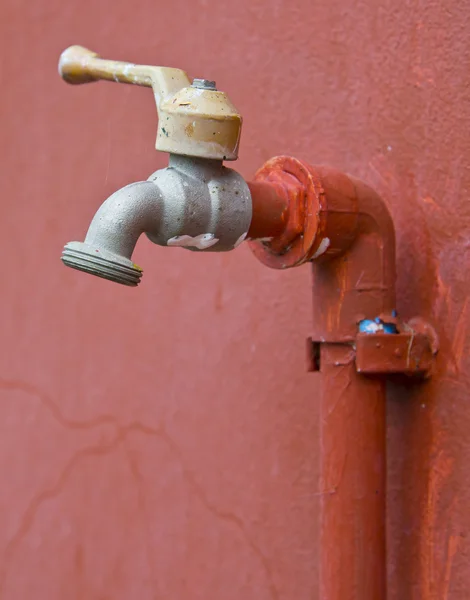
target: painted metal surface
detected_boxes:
[0,1,469,599]
[356,328,437,377]
[320,344,386,600]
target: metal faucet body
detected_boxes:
[62,154,251,286]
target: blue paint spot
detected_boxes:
[358,319,381,333]
[359,318,398,334]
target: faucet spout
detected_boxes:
[62,181,163,286]
[61,155,252,287]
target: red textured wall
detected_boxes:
[1,0,469,598]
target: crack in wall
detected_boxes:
[0,378,120,431]
[0,381,280,600]
[122,440,161,599]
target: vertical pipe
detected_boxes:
[248,158,395,599]
[309,174,394,599]
[320,344,386,599]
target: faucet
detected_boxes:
[59,46,250,286]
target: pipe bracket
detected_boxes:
[355,315,439,378]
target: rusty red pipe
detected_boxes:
[248,157,395,600]
[247,181,288,240]
[319,345,386,599]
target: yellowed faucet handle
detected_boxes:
[58,45,190,100]
[58,45,242,161]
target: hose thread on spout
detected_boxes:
[62,242,143,287]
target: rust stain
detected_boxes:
[450,297,469,374]
[435,272,451,314]
[335,262,348,331]
[324,260,348,333]
[443,534,460,600]
[422,195,443,212]
[420,432,460,600]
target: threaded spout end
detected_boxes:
[61,242,143,287]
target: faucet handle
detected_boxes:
[58,45,242,161]
[58,45,189,97]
